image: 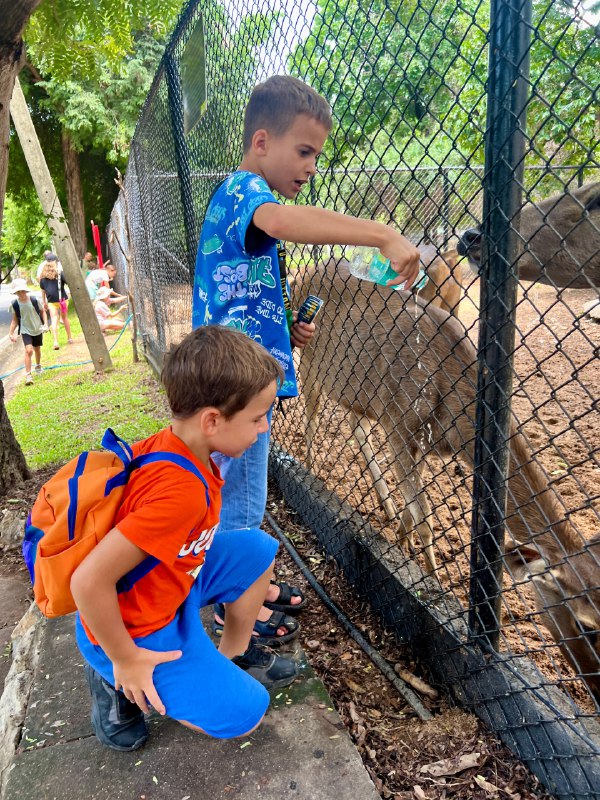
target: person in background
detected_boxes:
[9,279,48,385]
[93,287,127,332]
[81,251,95,278]
[36,251,62,282]
[85,263,126,303]
[39,259,74,349]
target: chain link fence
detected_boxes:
[107,0,600,795]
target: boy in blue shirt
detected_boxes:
[193,75,420,665]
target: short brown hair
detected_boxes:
[243,75,332,152]
[161,326,284,419]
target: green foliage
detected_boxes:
[26,0,183,83]
[291,0,489,168]
[37,32,170,166]
[6,313,170,468]
[0,191,47,276]
[291,0,599,170]
[526,0,600,166]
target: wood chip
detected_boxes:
[345,677,365,693]
[394,664,439,699]
[475,774,501,794]
[419,752,482,777]
[348,700,361,724]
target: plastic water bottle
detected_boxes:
[348,246,427,291]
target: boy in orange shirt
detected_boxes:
[72,326,297,751]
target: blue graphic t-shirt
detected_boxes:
[192,171,298,397]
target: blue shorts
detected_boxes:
[75,528,278,738]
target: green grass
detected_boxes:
[6,308,171,469]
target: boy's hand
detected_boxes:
[380,233,421,289]
[113,646,182,715]
[290,316,316,348]
[9,333,17,343]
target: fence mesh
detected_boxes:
[107,0,600,794]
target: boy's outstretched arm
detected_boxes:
[71,529,181,715]
[253,203,421,288]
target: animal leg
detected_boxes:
[349,411,397,522]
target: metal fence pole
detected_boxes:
[468,0,532,648]
[165,51,198,282]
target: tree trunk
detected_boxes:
[61,131,87,257]
[0,380,30,494]
[0,0,43,494]
[11,78,113,373]
[0,0,42,241]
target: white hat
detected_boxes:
[11,279,30,293]
[95,287,111,300]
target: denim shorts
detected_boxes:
[76,527,279,738]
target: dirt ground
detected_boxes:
[264,490,557,800]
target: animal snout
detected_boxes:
[457,228,482,257]
[458,229,482,274]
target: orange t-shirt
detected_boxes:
[81,427,223,642]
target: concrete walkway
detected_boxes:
[2,612,379,800]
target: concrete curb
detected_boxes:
[0,603,44,796]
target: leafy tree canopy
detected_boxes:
[36,31,169,166]
[25,0,183,82]
[291,0,599,172]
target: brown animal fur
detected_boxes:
[298,261,600,699]
[459,182,600,288]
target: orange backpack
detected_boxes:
[23,428,209,618]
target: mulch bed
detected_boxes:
[265,485,555,800]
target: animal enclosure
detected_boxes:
[107,0,600,795]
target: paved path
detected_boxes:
[1,610,379,800]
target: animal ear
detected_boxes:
[504,542,545,580]
[584,192,600,213]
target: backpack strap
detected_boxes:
[111,452,211,595]
[104,451,210,508]
[31,296,43,322]
[101,428,134,464]
[11,300,20,334]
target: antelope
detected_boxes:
[413,244,464,317]
[294,245,467,522]
[458,182,600,289]
[298,261,600,700]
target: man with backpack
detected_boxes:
[8,278,48,385]
[26,326,299,752]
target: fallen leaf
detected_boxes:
[306,640,321,650]
[348,701,361,724]
[345,677,365,693]
[419,751,482,777]
[413,786,428,799]
[475,774,500,794]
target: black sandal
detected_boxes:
[212,603,300,646]
[263,580,307,615]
